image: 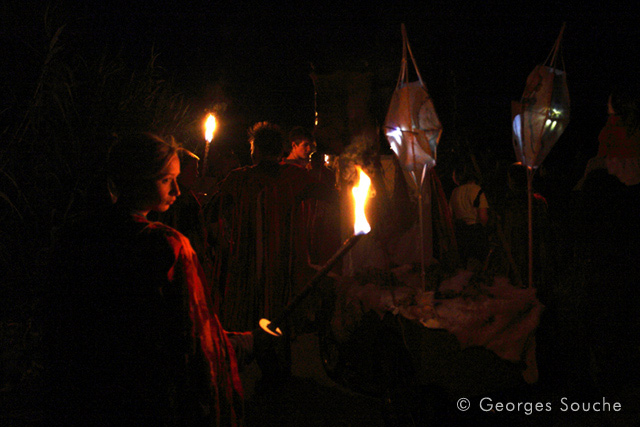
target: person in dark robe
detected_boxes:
[45,133,266,426]
[205,122,335,333]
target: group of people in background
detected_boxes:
[45,81,639,425]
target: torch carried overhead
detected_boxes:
[512,23,570,287]
[202,113,216,177]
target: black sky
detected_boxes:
[6,0,640,169]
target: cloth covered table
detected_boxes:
[326,266,543,397]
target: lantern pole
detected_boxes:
[526,165,534,288]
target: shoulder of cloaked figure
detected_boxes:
[144,220,195,256]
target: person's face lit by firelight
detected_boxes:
[289,138,315,162]
[136,154,181,215]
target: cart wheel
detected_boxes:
[317,300,393,398]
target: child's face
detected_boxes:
[139,154,181,213]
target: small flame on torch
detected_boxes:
[204,113,216,143]
[202,113,217,178]
[352,166,371,235]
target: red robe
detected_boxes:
[597,114,640,158]
[206,161,330,331]
[48,206,243,426]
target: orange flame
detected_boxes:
[352,166,371,235]
[204,113,216,142]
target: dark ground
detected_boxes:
[241,325,640,427]
[1,314,639,426]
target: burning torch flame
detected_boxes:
[204,113,216,143]
[352,166,371,235]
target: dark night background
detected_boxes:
[6,0,639,154]
[3,0,638,268]
[2,0,639,425]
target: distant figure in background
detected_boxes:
[307,150,335,188]
[47,133,257,426]
[283,126,315,168]
[449,162,489,269]
[502,162,552,288]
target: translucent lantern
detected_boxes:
[512,65,570,168]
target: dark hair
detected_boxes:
[107,132,179,201]
[310,150,324,166]
[249,121,284,157]
[453,161,479,185]
[288,126,314,144]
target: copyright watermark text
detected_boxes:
[456,397,622,415]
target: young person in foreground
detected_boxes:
[47,133,270,426]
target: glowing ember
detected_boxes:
[352,166,371,235]
[204,113,216,142]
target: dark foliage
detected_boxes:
[0,5,200,420]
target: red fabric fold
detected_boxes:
[598,114,640,158]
